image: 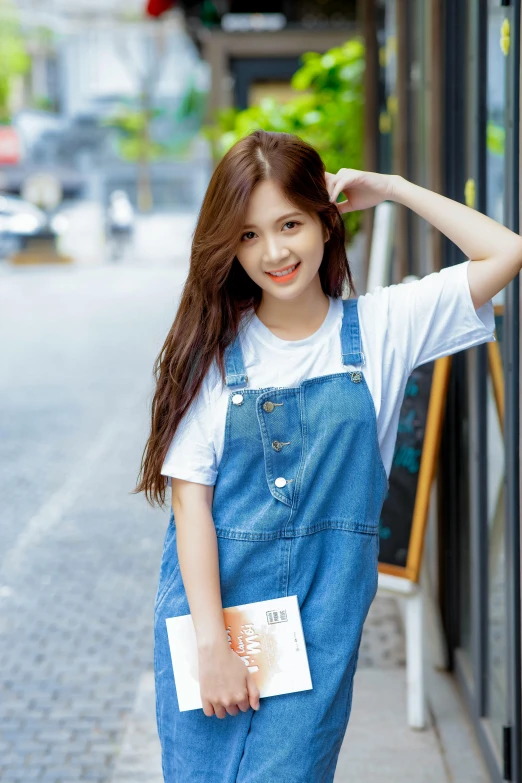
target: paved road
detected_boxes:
[0,256,189,782]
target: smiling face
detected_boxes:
[235,179,328,303]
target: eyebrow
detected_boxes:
[242,211,304,229]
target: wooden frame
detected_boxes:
[379,354,452,583]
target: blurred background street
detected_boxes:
[0,0,520,781]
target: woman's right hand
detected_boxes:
[325,168,397,213]
[198,640,261,718]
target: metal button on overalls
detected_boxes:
[271,440,290,451]
[154,298,389,783]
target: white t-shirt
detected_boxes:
[161,260,496,486]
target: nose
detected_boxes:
[261,234,290,265]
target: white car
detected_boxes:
[0,194,48,237]
[0,194,68,258]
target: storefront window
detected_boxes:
[485,0,510,755]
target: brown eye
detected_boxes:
[283,221,300,230]
[241,231,256,241]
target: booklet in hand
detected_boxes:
[165,594,313,712]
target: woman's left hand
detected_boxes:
[325,169,397,213]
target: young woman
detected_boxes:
[135,129,522,782]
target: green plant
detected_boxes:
[203,38,365,237]
[0,0,30,123]
[104,72,207,211]
[104,103,168,162]
[30,95,55,112]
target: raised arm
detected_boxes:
[326,169,522,309]
[391,176,522,309]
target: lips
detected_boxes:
[266,261,301,278]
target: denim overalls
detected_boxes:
[154,298,389,782]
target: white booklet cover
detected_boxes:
[165,594,313,712]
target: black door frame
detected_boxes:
[229,56,302,110]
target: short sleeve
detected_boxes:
[160,373,217,486]
[371,260,496,375]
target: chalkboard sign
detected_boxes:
[378,355,452,582]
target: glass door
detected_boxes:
[449,1,521,781]
[483,2,521,781]
[484,0,509,762]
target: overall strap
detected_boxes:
[224,333,248,387]
[340,298,365,366]
[225,299,364,383]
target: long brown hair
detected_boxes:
[134,129,356,507]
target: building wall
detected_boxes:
[366,2,521,780]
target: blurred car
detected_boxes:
[0,194,69,258]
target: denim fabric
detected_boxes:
[154,298,389,782]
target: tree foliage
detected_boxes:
[103,103,168,162]
[204,38,365,237]
[104,77,207,162]
[0,0,31,123]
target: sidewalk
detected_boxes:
[337,664,488,782]
[110,594,490,783]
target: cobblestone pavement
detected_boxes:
[0,231,406,782]
[0,256,188,783]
